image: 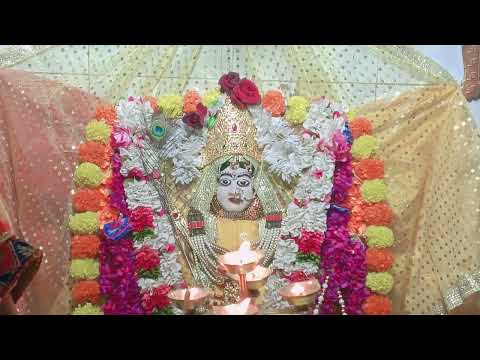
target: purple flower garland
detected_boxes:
[318,129,369,315]
[98,126,145,315]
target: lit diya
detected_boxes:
[212,297,258,315]
[167,287,209,313]
[278,279,321,307]
[227,265,272,291]
[218,241,264,299]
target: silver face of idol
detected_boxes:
[216,165,255,212]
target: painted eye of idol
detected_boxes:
[216,166,255,212]
[219,176,232,186]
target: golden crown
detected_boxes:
[202,96,262,166]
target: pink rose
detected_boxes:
[218,72,240,93]
[230,79,261,109]
[113,127,132,148]
[165,244,176,253]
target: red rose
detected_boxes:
[218,72,240,93]
[142,284,171,312]
[182,103,207,129]
[295,230,324,256]
[130,206,154,231]
[230,79,261,109]
[135,247,160,271]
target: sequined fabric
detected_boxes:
[0,69,102,314]
[356,84,480,314]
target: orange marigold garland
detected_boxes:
[183,90,201,113]
[362,294,392,315]
[71,235,101,259]
[69,104,119,314]
[366,248,394,272]
[354,159,385,180]
[346,115,395,314]
[363,203,393,226]
[72,280,101,305]
[95,104,117,127]
[73,188,107,212]
[79,141,112,169]
[262,90,286,117]
[349,116,373,139]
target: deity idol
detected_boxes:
[184,98,284,303]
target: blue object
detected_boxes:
[342,122,353,145]
[103,217,131,241]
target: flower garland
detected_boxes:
[262,97,349,311]
[112,96,185,315]
[346,116,395,315]
[67,72,395,315]
[68,107,120,315]
[313,126,369,315]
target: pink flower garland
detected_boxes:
[99,125,145,315]
[317,128,369,315]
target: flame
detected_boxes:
[290,283,305,296]
[223,241,257,265]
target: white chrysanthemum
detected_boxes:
[116,97,153,130]
[296,260,320,275]
[263,274,292,310]
[303,201,329,233]
[294,156,335,201]
[138,278,161,292]
[303,102,345,141]
[124,179,163,211]
[158,252,183,285]
[281,202,307,237]
[272,238,299,272]
[165,124,207,184]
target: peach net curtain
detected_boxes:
[0,45,479,314]
[0,69,102,314]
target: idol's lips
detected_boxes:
[228,197,242,204]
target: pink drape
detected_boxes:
[0,69,102,314]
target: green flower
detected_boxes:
[85,120,111,144]
[157,94,183,119]
[361,179,388,203]
[69,211,99,235]
[285,96,310,125]
[366,272,394,295]
[365,226,394,248]
[202,89,221,107]
[70,259,100,280]
[351,135,379,159]
[72,303,103,315]
[74,162,104,188]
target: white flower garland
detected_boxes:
[117,95,185,311]
[261,98,346,310]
